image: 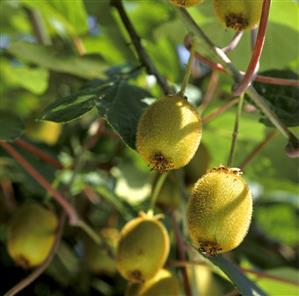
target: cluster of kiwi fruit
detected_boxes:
[170,0,263,31]
[136,91,252,255]
[5,1,259,294]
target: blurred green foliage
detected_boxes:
[0,0,298,295]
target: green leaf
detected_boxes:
[8,41,107,79]
[252,70,299,127]
[95,80,153,149]
[245,267,299,296]
[208,255,267,296]
[0,111,24,141]
[47,0,88,35]
[22,0,88,36]
[255,204,299,245]
[0,58,49,94]
[39,80,112,123]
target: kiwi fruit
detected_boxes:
[126,269,181,296]
[136,95,202,172]
[187,166,252,255]
[184,143,210,185]
[116,212,170,283]
[170,0,203,8]
[7,203,58,268]
[213,0,263,31]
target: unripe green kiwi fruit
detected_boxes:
[7,203,58,268]
[184,143,210,185]
[156,172,181,210]
[170,0,203,8]
[116,212,170,283]
[136,95,202,172]
[126,269,181,296]
[213,0,263,31]
[84,228,119,275]
[187,166,252,255]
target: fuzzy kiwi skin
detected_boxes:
[170,0,203,7]
[184,143,210,185]
[187,166,252,255]
[7,203,58,268]
[136,95,202,172]
[213,0,263,31]
[116,213,170,283]
[126,269,181,296]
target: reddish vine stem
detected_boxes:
[234,0,271,96]
[0,141,78,224]
[222,31,243,53]
[203,98,239,124]
[180,9,296,144]
[4,212,66,296]
[188,48,299,87]
[171,211,192,296]
[198,71,219,115]
[15,139,63,169]
[239,130,277,170]
[111,0,171,95]
[170,260,299,287]
[1,179,17,211]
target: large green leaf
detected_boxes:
[8,41,107,79]
[0,111,24,141]
[208,255,267,296]
[245,267,299,296]
[0,58,49,94]
[40,80,112,123]
[95,80,153,149]
[22,0,88,36]
[255,203,299,245]
[252,70,299,127]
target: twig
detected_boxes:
[239,130,277,170]
[171,211,192,296]
[149,172,168,211]
[23,7,51,46]
[179,8,296,142]
[233,0,271,96]
[189,50,299,87]
[111,0,171,95]
[198,71,219,115]
[227,95,244,167]
[0,141,78,224]
[170,260,299,287]
[15,139,63,169]
[4,212,66,296]
[222,31,243,53]
[1,179,16,211]
[178,40,195,96]
[202,98,239,124]
[73,36,86,56]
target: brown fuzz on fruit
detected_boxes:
[213,0,263,31]
[187,166,253,256]
[170,0,203,8]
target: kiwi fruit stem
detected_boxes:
[149,172,168,211]
[178,40,195,97]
